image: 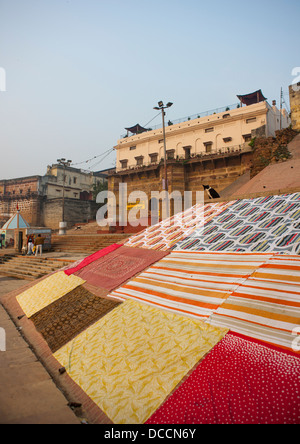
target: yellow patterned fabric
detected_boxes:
[54,300,228,424]
[16,271,85,318]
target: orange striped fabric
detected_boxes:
[110,252,273,319]
[209,255,300,352]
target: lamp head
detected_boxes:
[166,102,173,108]
[158,101,164,107]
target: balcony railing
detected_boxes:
[113,143,252,174]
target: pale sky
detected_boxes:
[0,0,299,179]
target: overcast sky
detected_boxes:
[0,0,299,179]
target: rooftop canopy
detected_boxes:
[125,124,148,135]
[1,212,30,230]
[237,89,267,106]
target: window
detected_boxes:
[135,156,144,166]
[130,146,136,151]
[243,134,252,142]
[223,137,232,143]
[183,146,192,159]
[203,142,213,153]
[205,127,214,133]
[222,113,230,119]
[149,153,158,164]
[167,149,175,160]
[120,159,128,169]
[73,177,77,184]
[246,117,256,124]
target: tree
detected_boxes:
[91,180,108,201]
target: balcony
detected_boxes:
[112,143,252,175]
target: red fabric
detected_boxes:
[146,332,300,424]
[64,244,122,276]
[74,246,170,292]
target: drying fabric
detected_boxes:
[175,193,300,254]
[64,244,122,276]
[110,252,273,319]
[125,200,236,251]
[30,286,121,353]
[53,300,228,424]
[209,255,300,352]
[16,271,85,318]
[146,332,300,424]
[74,246,169,291]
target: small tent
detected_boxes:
[0,211,30,248]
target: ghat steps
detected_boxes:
[51,234,129,254]
[0,255,73,281]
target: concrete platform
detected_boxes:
[0,279,81,424]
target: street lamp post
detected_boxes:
[57,158,72,234]
[153,101,173,219]
[153,101,173,192]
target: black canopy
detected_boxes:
[237,90,267,106]
[125,124,148,135]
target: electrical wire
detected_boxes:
[71,148,114,167]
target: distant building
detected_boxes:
[0,165,113,229]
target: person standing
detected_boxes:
[27,235,34,255]
[34,234,45,256]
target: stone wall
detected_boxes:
[42,198,99,230]
[250,127,298,178]
[108,150,253,216]
[0,194,44,227]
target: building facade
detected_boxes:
[0,166,111,229]
[108,96,290,221]
[114,100,289,173]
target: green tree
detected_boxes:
[91,180,108,201]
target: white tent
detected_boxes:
[0,211,30,247]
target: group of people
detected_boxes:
[25,234,45,256]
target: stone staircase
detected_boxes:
[0,255,74,281]
[51,234,130,254]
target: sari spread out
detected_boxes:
[110,252,273,319]
[53,300,228,424]
[63,244,122,276]
[73,246,170,291]
[146,332,300,424]
[16,271,85,318]
[125,201,236,251]
[174,193,300,254]
[209,255,300,352]
[30,286,122,353]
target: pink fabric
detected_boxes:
[74,246,169,292]
[146,332,300,424]
[64,244,122,276]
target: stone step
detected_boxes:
[0,269,39,281]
